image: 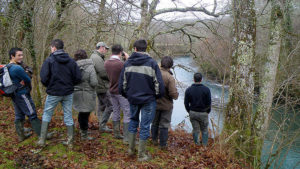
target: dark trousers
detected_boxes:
[152,109,172,128]
[12,93,38,122]
[78,112,90,130]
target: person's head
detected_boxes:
[74,49,88,61]
[96,42,109,54]
[194,72,203,83]
[161,56,174,69]
[9,47,23,63]
[111,44,123,56]
[133,39,147,52]
[50,39,64,53]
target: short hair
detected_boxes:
[74,49,88,61]
[9,47,22,60]
[194,73,202,82]
[51,39,64,50]
[96,46,100,50]
[111,44,123,55]
[133,39,147,52]
[161,56,173,69]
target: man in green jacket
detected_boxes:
[90,42,113,132]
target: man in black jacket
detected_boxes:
[184,72,211,146]
[38,39,81,148]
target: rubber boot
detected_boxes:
[99,110,112,133]
[193,132,200,145]
[62,125,74,149]
[37,121,49,147]
[128,132,136,156]
[30,118,41,136]
[113,121,123,139]
[80,130,94,141]
[123,123,129,144]
[15,120,31,142]
[151,125,159,146]
[201,131,208,146]
[138,139,152,162]
[159,128,168,150]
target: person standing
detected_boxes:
[151,56,178,150]
[38,39,81,148]
[119,39,165,161]
[104,44,130,142]
[7,48,41,142]
[184,73,211,146]
[90,42,113,132]
[73,50,98,141]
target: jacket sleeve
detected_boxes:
[184,88,190,113]
[40,59,50,87]
[168,76,179,100]
[118,66,126,98]
[154,64,165,98]
[89,67,98,88]
[73,62,82,85]
[205,88,212,113]
[15,66,31,84]
[91,54,109,80]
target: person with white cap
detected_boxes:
[90,41,113,132]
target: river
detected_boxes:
[169,56,300,169]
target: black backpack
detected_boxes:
[0,64,18,97]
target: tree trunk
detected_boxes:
[95,0,107,43]
[225,0,256,163]
[22,0,42,107]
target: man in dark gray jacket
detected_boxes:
[184,73,211,146]
[90,42,113,132]
[38,39,81,148]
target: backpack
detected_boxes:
[0,64,18,97]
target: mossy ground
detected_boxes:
[0,97,248,168]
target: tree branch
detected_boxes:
[154,6,223,17]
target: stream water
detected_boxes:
[169,56,300,169]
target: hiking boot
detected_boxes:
[151,125,159,146]
[128,132,136,156]
[123,122,129,144]
[37,121,49,147]
[201,131,208,146]
[30,118,41,136]
[80,130,94,141]
[15,120,31,142]
[159,128,168,149]
[193,132,200,145]
[113,121,123,139]
[99,126,112,132]
[138,139,152,162]
[62,125,74,149]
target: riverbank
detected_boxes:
[0,97,249,168]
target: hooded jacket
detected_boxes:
[118,52,165,104]
[40,49,82,96]
[73,59,98,112]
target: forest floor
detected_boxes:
[0,97,249,169]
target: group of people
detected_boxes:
[6,38,211,162]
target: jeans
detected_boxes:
[110,94,130,123]
[78,112,90,130]
[42,94,74,126]
[128,100,156,140]
[12,93,38,121]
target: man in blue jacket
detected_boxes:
[8,48,41,142]
[38,39,81,148]
[119,39,164,161]
[184,73,211,146]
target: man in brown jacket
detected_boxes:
[151,56,178,150]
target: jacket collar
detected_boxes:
[94,50,105,59]
[109,55,121,61]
